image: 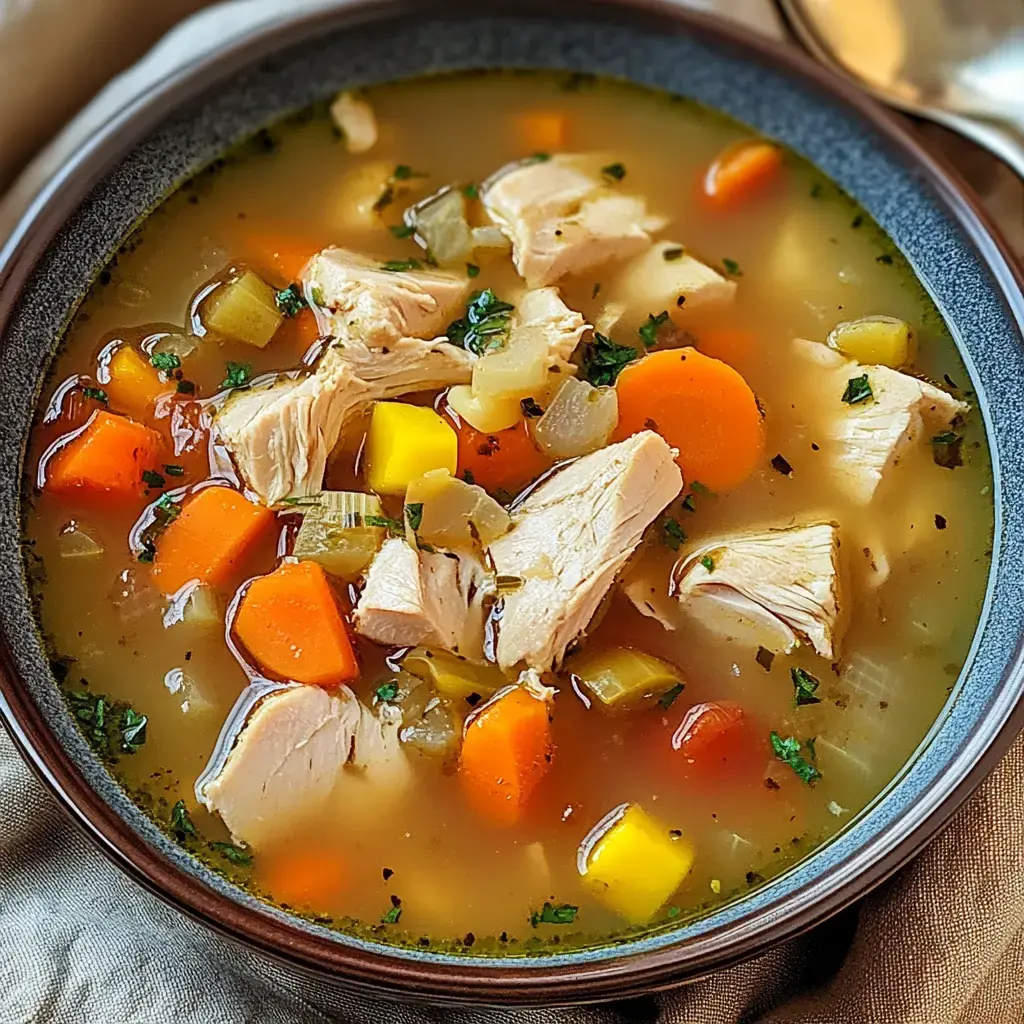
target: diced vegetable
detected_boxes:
[614,348,764,493]
[471,225,512,252]
[401,647,507,703]
[151,485,274,594]
[471,325,551,402]
[234,560,359,687]
[405,469,511,549]
[57,521,104,560]
[330,90,378,153]
[407,187,474,265]
[446,383,521,433]
[531,377,618,459]
[151,331,200,362]
[448,408,552,497]
[366,402,458,495]
[387,671,461,759]
[569,647,681,708]
[261,846,347,910]
[827,315,911,367]
[104,346,170,421]
[459,681,554,825]
[245,236,318,284]
[515,112,567,151]
[181,583,222,628]
[202,269,284,348]
[291,491,386,579]
[46,411,164,500]
[671,701,746,761]
[579,804,695,925]
[703,140,783,208]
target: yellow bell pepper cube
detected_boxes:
[105,346,170,421]
[366,402,458,496]
[581,804,695,925]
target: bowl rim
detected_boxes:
[2,0,1024,1006]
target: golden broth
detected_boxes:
[23,71,992,952]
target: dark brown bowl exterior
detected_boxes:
[1,0,1024,1006]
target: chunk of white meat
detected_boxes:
[794,339,968,505]
[353,537,491,660]
[196,683,410,848]
[488,431,682,671]
[482,156,665,288]
[329,91,378,154]
[328,335,474,395]
[305,247,469,346]
[673,522,843,659]
[517,286,588,373]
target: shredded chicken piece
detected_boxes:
[516,286,589,372]
[330,91,378,154]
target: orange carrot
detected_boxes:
[105,346,172,422]
[151,485,274,594]
[671,701,746,762]
[262,845,347,910]
[444,401,552,497]
[515,112,567,153]
[703,140,783,208]
[46,411,163,499]
[614,348,765,493]
[459,685,553,826]
[244,237,319,286]
[233,560,359,687]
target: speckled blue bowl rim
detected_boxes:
[1,0,1023,1004]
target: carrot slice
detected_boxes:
[105,346,172,422]
[444,403,552,498]
[262,845,347,910]
[703,140,783,208]
[613,347,765,493]
[46,411,163,499]
[672,701,746,761]
[234,560,359,687]
[151,485,274,595]
[459,685,553,826]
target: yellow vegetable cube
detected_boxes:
[581,804,695,924]
[366,402,458,495]
[203,269,283,348]
[826,315,910,368]
[105,346,169,420]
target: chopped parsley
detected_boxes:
[365,514,404,535]
[274,284,307,317]
[931,431,964,469]
[462,182,479,199]
[771,453,793,476]
[389,223,416,239]
[141,470,165,489]
[380,258,423,273]
[150,351,181,373]
[662,246,684,262]
[375,680,400,703]
[601,162,626,181]
[530,902,578,927]
[700,555,715,572]
[381,905,402,924]
[210,841,253,867]
[393,164,426,180]
[446,289,515,357]
[658,682,685,709]
[405,502,424,532]
[681,494,697,513]
[176,380,195,395]
[791,667,822,706]
[592,282,601,298]
[527,152,552,164]
[690,480,715,496]
[722,257,742,276]
[154,493,180,520]
[163,464,185,477]
[520,397,544,418]
[67,691,148,760]
[660,517,687,552]
[841,374,873,405]
[810,181,824,199]
[82,387,108,403]
[639,311,670,349]
[876,253,894,265]
[580,332,638,386]
[136,538,157,563]
[221,361,252,390]
[466,263,480,279]
[770,731,821,785]
[755,647,775,672]
[461,468,476,485]
[169,799,198,841]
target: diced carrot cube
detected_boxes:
[105,346,171,421]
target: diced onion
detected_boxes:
[405,469,511,549]
[471,225,512,252]
[202,270,283,349]
[532,376,617,459]
[182,584,222,629]
[471,324,550,402]
[150,331,199,361]
[292,491,386,579]
[58,521,104,560]
[407,187,473,266]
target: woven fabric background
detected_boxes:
[1,2,1022,1022]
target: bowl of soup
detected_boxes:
[2,0,1023,1005]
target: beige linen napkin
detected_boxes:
[1,3,1022,1022]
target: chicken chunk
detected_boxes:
[353,537,492,660]
[305,247,469,346]
[517,286,589,372]
[488,431,682,671]
[196,682,410,847]
[482,156,665,288]
[673,522,843,659]
[794,340,968,505]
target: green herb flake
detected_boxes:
[381,905,403,924]
[770,731,822,785]
[142,470,165,489]
[463,182,479,199]
[666,905,682,919]
[393,164,426,181]
[150,351,181,373]
[530,902,578,927]
[681,494,697,513]
[591,282,601,299]
[639,310,670,349]
[658,682,685,710]
[405,502,424,532]
[446,288,516,357]
[380,258,423,273]
[602,162,626,181]
[700,555,715,573]
[689,480,715,497]
[466,263,480,279]
[931,431,964,470]
[136,538,156,563]
[210,841,252,867]
[663,246,684,262]
[660,517,687,552]
[176,380,196,395]
[841,374,873,405]
[221,361,252,390]
[791,667,822,706]
[580,332,638,387]
[388,223,416,239]
[722,258,742,277]
[274,283,307,317]
[528,152,552,164]
[155,493,180,519]
[520,397,544,419]
[163,464,185,477]
[82,387,108,403]
[876,253,894,265]
[169,799,198,841]
[67,691,148,760]
[375,680,400,703]
[364,514,404,535]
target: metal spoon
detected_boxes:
[777,0,1024,178]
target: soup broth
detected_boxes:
[24,72,992,952]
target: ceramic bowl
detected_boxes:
[1,0,1023,1006]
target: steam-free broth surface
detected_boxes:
[25,72,992,951]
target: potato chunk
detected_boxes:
[366,402,458,495]
[203,270,283,348]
